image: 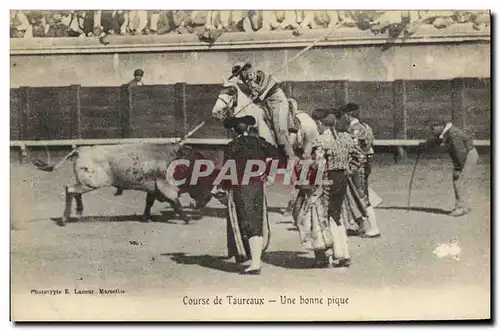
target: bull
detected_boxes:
[33,143,215,226]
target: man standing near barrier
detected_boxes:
[229,61,296,163]
[418,118,478,217]
[128,68,145,86]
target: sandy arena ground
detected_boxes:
[10,150,491,321]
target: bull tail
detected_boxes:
[33,148,78,172]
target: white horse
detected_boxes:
[211,78,320,216]
[212,78,278,147]
[211,78,319,158]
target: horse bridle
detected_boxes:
[217,87,238,118]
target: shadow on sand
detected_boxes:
[261,251,315,269]
[377,206,450,215]
[163,251,317,271]
[161,252,244,274]
[49,210,203,226]
[48,205,289,227]
[193,206,287,219]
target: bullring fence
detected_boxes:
[10,78,491,161]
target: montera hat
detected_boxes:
[339,103,360,114]
[229,61,252,79]
[223,115,257,129]
[311,108,330,121]
[134,69,144,76]
[311,108,337,126]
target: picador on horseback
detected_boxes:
[229,61,298,163]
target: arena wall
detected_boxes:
[10,26,490,87]
[10,26,491,143]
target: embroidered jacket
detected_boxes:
[313,128,365,171]
[242,70,280,101]
[348,118,375,155]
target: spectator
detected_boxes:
[209,10,246,32]
[172,10,190,34]
[337,11,358,28]
[245,10,262,32]
[148,11,160,34]
[346,10,379,30]
[26,11,48,38]
[313,11,340,29]
[46,12,70,38]
[276,11,301,31]
[9,10,490,39]
[98,10,126,35]
[68,11,95,37]
[296,11,316,29]
[126,10,148,35]
[469,11,490,31]
[10,11,31,38]
[128,69,145,86]
[156,11,175,35]
[370,10,411,37]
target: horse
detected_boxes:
[212,78,278,147]
[211,78,319,159]
[211,78,320,215]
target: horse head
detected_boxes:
[211,77,241,122]
[211,77,279,147]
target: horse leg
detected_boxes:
[142,192,156,222]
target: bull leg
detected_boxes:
[142,192,156,222]
[170,198,191,225]
[156,179,192,225]
[61,186,73,226]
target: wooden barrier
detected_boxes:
[10,78,491,161]
[10,138,491,148]
[10,138,491,164]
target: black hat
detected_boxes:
[339,103,359,114]
[311,108,338,127]
[311,108,330,121]
[223,115,256,129]
[134,69,144,76]
[229,62,252,80]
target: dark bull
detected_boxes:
[33,144,216,226]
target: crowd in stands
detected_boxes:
[11,10,490,40]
